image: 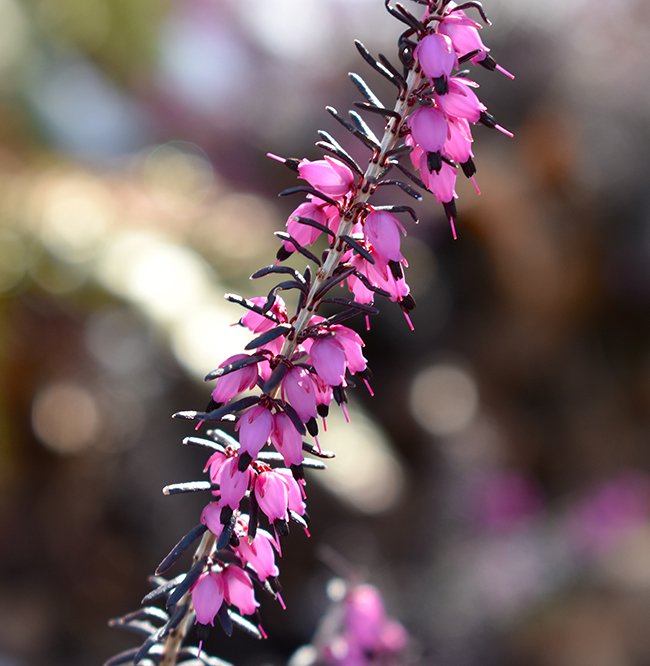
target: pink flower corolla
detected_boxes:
[271,411,304,467]
[191,571,224,626]
[310,336,347,387]
[420,159,458,205]
[363,210,404,264]
[222,565,259,616]
[204,450,227,484]
[236,527,279,582]
[285,201,329,252]
[444,116,474,165]
[330,325,367,375]
[255,468,305,523]
[346,252,410,306]
[407,106,447,154]
[281,366,318,422]
[345,584,387,650]
[216,457,252,509]
[236,404,273,459]
[436,77,485,123]
[416,33,457,84]
[211,354,258,405]
[439,12,487,61]
[200,501,223,536]
[298,156,354,199]
[240,295,288,334]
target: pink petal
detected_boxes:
[408,107,448,153]
[364,210,403,264]
[416,33,457,80]
[236,405,273,458]
[310,337,347,386]
[191,572,224,626]
[222,566,259,616]
[271,412,304,467]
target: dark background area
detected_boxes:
[0,1,649,664]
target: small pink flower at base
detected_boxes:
[237,529,279,582]
[407,106,448,154]
[241,295,288,334]
[222,565,259,616]
[211,354,259,405]
[281,366,318,422]
[191,572,224,626]
[298,156,354,199]
[217,457,252,509]
[271,412,304,467]
[236,404,273,459]
[310,336,347,387]
[363,210,404,264]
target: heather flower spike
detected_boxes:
[108,2,513,664]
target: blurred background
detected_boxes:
[0,0,649,664]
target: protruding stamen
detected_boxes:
[258,624,268,640]
[277,593,287,610]
[195,420,204,432]
[341,402,350,423]
[304,527,311,538]
[496,64,515,80]
[403,311,415,332]
[470,176,481,195]
[449,216,458,240]
[495,124,514,138]
[365,314,371,331]
[363,378,375,397]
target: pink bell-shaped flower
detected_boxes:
[436,77,485,123]
[236,528,279,582]
[191,571,224,626]
[236,404,273,459]
[416,33,457,81]
[217,457,252,509]
[363,210,404,264]
[255,469,291,523]
[310,336,347,387]
[222,565,259,616]
[345,584,386,650]
[444,116,474,164]
[331,325,367,375]
[285,201,328,252]
[271,412,304,467]
[204,450,227,484]
[421,159,458,204]
[240,295,287,334]
[211,354,259,405]
[439,12,487,60]
[277,468,306,516]
[407,106,448,154]
[298,156,354,198]
[281,366,318,422]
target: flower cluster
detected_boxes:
[106,2,512,664]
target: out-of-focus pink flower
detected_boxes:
[211,354,259,405]
[236,404,273,458]
[298,157,354,198]
[310,336,347,387]
[222,566,259,616]
[240,295,288,334]
[416,33,457,82]
[271,412,304,467]
[364,210,404,264]
[191,572,224,626]
[281,366,318,422]
[345,584,386,649]
[407,106,448,154]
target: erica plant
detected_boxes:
[107,1,512,664]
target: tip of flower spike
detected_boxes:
[496,64,516,80]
